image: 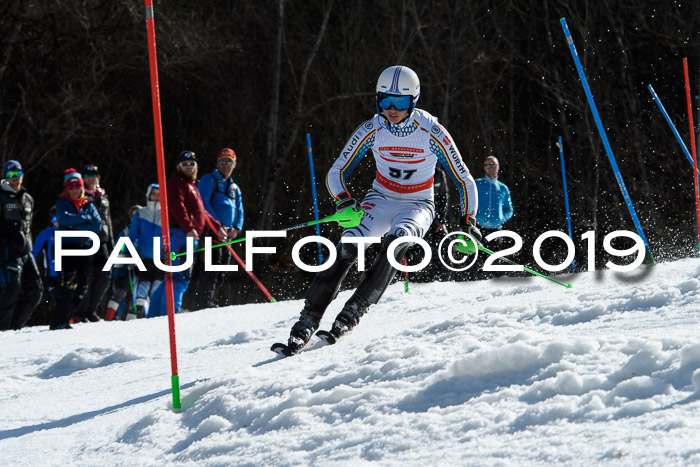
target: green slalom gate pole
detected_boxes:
[456,235,572,289]
[171,207,364,260]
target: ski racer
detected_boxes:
[278,65,481,354]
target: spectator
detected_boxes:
[52,169,101,330]
[32,206,59,310]
[150,151,225,315]
[105,204,142,321]
[467,156,514,280]
[475,156,513,237]
[192,148,244,310]
[127,183,163,318]
[75,163,114,321]
[0,160,42,330]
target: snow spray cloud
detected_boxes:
[54,229,646,274]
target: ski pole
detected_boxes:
[171,206,364,259]
[204,217,276,303]
[456,235,572,288]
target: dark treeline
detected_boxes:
[2,0,700,304]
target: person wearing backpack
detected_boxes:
[192,148,244,310]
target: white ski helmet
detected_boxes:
[375,65,420,115]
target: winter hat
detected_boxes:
[177,150,197,164]
[217,148,236,161]
[3,160,22,177]
[63,168,84,187]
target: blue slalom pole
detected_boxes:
[306,133,324,264]
[560,18,655,265]
[647,84,700,176]
[557,136,575,272]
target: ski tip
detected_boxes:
[316,330,337,345]
[270,343,293,357]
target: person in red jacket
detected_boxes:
[150,151,226,314]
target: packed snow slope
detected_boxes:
[1,258,700,466]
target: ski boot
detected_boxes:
[271,317,318,357]
[287,319,317,354]
[317,297,370,345]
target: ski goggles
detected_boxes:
[377,93,412,111]
[178,161,197,167]
[5,170,23,179]
[178,150,197,163]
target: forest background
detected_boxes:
[1,0,700,312]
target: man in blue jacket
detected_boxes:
[475,156,513,237]
[192,148,244,310]
[470,156,514,280]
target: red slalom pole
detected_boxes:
[683,58,700,254]
[144,0,181,410]
[204,217,276,302]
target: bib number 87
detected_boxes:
[388,168,417,180]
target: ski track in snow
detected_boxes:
[1,259,699,466]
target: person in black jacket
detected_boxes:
[0,160,42,330]
[74,163,114,321]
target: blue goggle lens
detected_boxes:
[378,93,411,111]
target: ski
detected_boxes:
[315,330,338,345]
[268,335,329,358]
[270,342,295,357]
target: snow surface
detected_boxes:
[1,259,700,466]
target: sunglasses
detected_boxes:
[5,170,23,179]
[66,184,82,190]
[179,161,197,167]
[84,173,98,178]
[51,216,57,223]
[218,160,234,166]
[377,93,412,111]
[484,163,498,168]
